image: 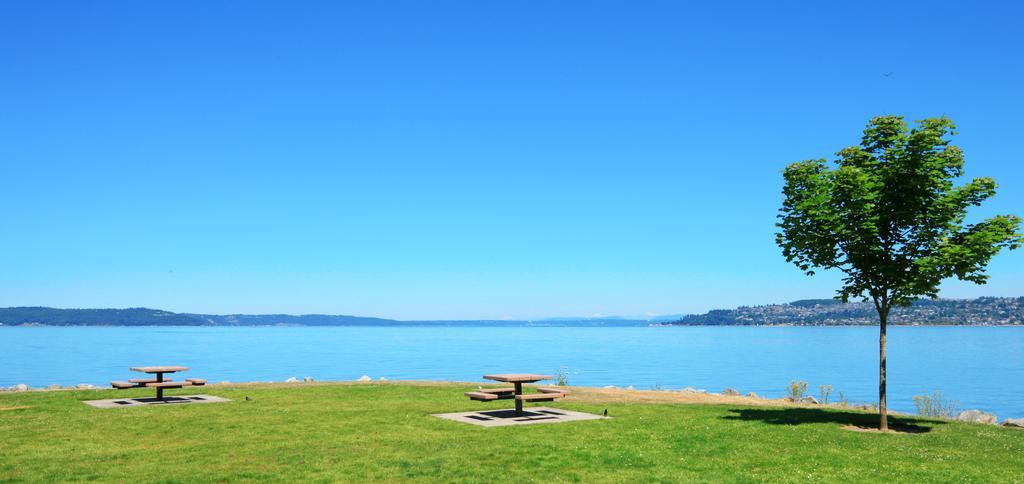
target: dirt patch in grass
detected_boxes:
[841,423,930,434]
[0,405,33,411]
[563,386,795,407]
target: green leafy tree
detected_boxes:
[776,115,1022,431]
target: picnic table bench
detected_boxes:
[110,366,206,400]
[465,374,568,416]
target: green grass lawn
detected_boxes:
[2,383,1022,482]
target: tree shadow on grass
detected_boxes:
[721,407,945,434]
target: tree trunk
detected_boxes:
[878,305,889,431]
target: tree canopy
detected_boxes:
[777,116,1021,309]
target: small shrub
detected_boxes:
[553,366,569,386]
[837,391,849,407]
[786,381,808,401]
[913,391,959,419]
[819,384,833,405]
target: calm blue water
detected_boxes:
[2,326,1022,418]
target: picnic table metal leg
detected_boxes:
[514,382,523,417]
[156,372,164,400]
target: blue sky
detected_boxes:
[2,1,1022,319]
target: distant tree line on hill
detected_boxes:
[0,307,396,326]
[0,307,206,326]
[669,297,1024,326]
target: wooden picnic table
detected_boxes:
[110,366,207,402]
[482,373,555,416]
[129,366,190,400]
[131,366,189,374]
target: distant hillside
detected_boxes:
[0,307,397,327]
[666,297,1024,326]
[0,307,208,326]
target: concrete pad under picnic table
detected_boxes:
[433,407,606,427]
[83,394,230,409]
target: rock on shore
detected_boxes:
[1001,418,1024,428]
[957,409,997,425]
